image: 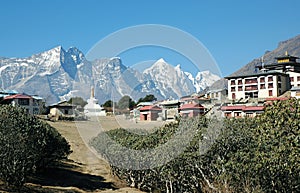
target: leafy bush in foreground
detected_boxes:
[91,98,300,192]
[0,105,71,187]
[202,99,300,192]
[90,116,210,192]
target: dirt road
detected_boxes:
[43,117,145,193]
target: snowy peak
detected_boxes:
[186,70,221,93]
[66,47,86,65]
[142,58,196,98]
[144,58,167,72]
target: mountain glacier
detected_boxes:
[0,46,220,104]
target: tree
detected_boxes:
[118,95,135,110]
[103,100,113,108]
[0,105,71,187]
[137,94,157,104]
[67,97,87,108]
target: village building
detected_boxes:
[204,88,228,103]
[221,52,300,118]
[291,87,300,99]
[49,101,76,120]
[179,103,205,118]
[139,105,162,121]
[221,105,264,118]
[159,100,180,120]
[226,72,290,100]
[1,93,44,115]
[226,52,300,101]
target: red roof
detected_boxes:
[221,105,245,111]
[244,106,264,111]
[266,97,289,101]
[221,105,264,111]
[180,103,204,110]
[4,94,32,100]
[139,105,162,111]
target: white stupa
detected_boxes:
[84,86,106,117]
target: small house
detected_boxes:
[159,100,180,120]
[139,105,162,121]
[49,101,76,120]
[291,87,300,99]
[179,103,205,118]
[1,93,44,115]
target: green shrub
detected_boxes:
[0,105,71,187]
[202,98,300,192]
[90,116,209,192]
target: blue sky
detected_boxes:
[1,0,300,77]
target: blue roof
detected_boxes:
[32,96,44,100]
[0,94,9,98]
[1,89,18,94]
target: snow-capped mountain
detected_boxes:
[185,70,221,93]
[143,58,196,99]
[0,46,220,104]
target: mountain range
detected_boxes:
[0,46,220,104]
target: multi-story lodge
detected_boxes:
[222,52,300,118]
[226,52,300,101]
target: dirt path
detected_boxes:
[43,118,145,193]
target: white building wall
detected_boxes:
[287,71,300,87]
[227,74,290,100]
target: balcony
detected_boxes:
[245,80,258,85]
[245,86,258,91]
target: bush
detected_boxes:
[90,116,209,192]
[202,98,300,192]
[0,105,71,187]
[91,99,300,192]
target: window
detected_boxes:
[231,87,236,92]
[18,99,29,106]
[232,93,236,100]
[231,80,235,85]
[297,76,300,81]
[238,80,242,85]
[260,84,266,89]
[268,83,273,89]
[246,113,253,118]
[269,90,273,96]
[225,112,232,118]
[290,77,294,82]
[238,86,243,91]
[260,77,265,83]
[278,83,281,88]
[268,76,273,82]
[234,112,242,117]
